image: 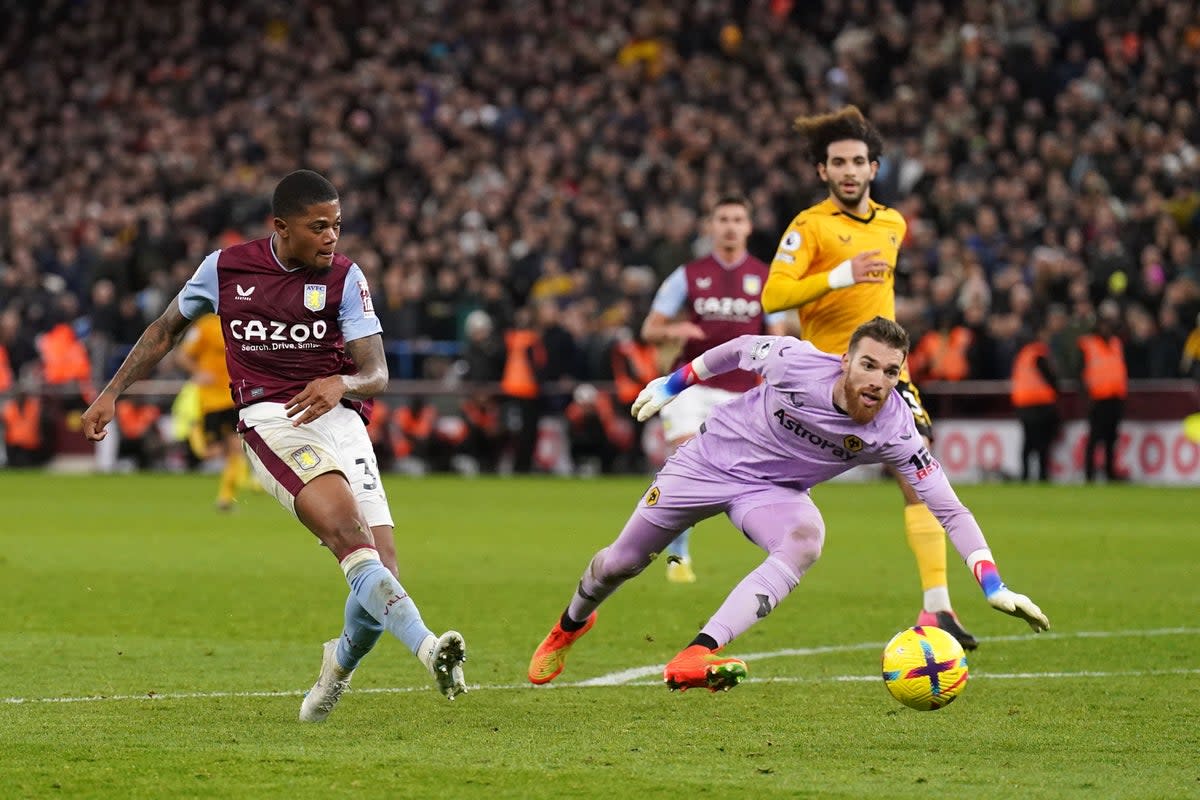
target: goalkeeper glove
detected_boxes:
[631,362,701,422]
[970,550,1050,633]
[632,376,675,422]
[987,588,1050,633]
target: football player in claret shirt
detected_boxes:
[640,195,789,583]
[760,106,978,650]
[528,317,1048,692]
[82,170,467,721]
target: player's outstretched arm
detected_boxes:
[892,448,1049,634]
[632,335,774,422]
[82,298,192,442]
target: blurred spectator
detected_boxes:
[391,398,445,472]
[459,309,505,383]
[565,384,632,475]
[4,0,1200,473]
[1182,313,1200,381]
[458,390,504,473]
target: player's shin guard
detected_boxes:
[905,503,949,602]
[336,594,384,672]
[700,556,800,646]
[340,547,433,655]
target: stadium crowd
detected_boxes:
[2,0,1200,471]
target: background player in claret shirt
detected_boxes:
[641,195,789,583]
[760,106,978,650]
[177,312,247,511]
[528,318,1048,692]
[81,170,467,722]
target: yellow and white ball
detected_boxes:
[881,626,969,710]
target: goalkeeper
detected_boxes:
[528,317,1048,692]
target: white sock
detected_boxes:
[340,548,434,655]
[923,586,952,613]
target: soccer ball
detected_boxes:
[881,625,969,710]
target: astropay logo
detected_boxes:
[235,284,256,300]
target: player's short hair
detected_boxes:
[849,316,910,355]
[710,194,752,217]
[793,105,883,165]
[272,170,339,219]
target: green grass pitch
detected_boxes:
[1,472,1197,799]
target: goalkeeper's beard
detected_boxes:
[843,376,885,425]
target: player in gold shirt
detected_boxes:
[178,313,246,511]
[761,106,976,649]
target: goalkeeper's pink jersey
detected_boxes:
[673,335,986,556]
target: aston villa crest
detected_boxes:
[743,274,762,295]
[290,445,322,470]
[304,283,327,311]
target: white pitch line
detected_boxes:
[577,625,1200,686]
[4,627,1197,706]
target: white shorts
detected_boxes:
[238,402,393,528]
[658,385,741,443]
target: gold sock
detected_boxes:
[217,452,243,505]
[904,503,947,593]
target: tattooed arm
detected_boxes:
[82,298,194,441]
[283,334,389,426]
[341,334,389,399]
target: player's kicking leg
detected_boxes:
[242,407,467,721]
[300,610,464,722]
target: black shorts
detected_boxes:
[896,379,934,441]
[202,407,240,443]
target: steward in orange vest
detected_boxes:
[909,320,973,383]
[1010,334,1060,482]
[1078,320,1128,482]
[1078,332,1128,401]
[1011,341,1058,408]
[500,328,545,401]
[37,323,96,407]
[611,334,659,407]
[500,310,546,473]
[0,345,12,394]
[3,393,52,467]
[115,399,165,470]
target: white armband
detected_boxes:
[827,260,854,289]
